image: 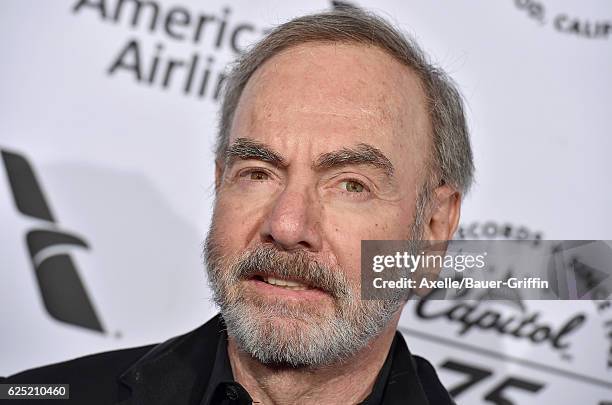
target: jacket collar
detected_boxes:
[118,317,223,405]
[117,315,431,405]
[379,333,430,404]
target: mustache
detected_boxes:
[232,245,352,300]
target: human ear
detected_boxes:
[214,160,223,191]
[422,184,461,241]
[410,185,461,297]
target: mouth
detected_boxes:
[252,275,312,291]
[245,273,332,302]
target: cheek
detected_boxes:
[212,192,268,250]
[326,202,414,241]
[324,204,415,285]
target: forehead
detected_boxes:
[230,42,431,174]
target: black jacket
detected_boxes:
[2,315,455,404]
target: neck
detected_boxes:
[227,313,401,405]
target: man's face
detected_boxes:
[205,42,432,367]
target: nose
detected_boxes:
[259,187,323,252]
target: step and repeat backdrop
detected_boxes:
[1,0,611,403]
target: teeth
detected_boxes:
[263,276,310,290]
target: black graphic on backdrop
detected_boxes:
[440,359,544,402]
[1,150,104,333]
[331,0,359,11]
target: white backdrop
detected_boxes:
[1,0,611,403]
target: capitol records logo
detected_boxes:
[600,300,612,370]
[456,220,543,243]
[399,221,612,398]
[415,298,586,353]
[405,220,612,397]
[452,222,612,367]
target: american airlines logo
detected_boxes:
[1,150,104,333]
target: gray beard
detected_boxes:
[203,184,428,368]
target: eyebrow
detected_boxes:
[225,138,287,168]
[224,138,394,178]
[314,143,394,178]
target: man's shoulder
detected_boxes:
[1,316,223,404]
[2,315,225,385]
[2,344,156,384]
[2,317,222,395]
[0,345,157,405]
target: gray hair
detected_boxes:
[216,7,474,195]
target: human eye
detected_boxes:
[337,178,371,199]
[240,169,270,181]
[340,179,365,192]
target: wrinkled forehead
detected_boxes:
[230,42,432,176]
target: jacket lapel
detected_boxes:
[381,333,430,405]
[117,318,222,405]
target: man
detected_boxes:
[3,7,472,404]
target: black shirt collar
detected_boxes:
[199,325,251,405]
[119,314,436,405]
